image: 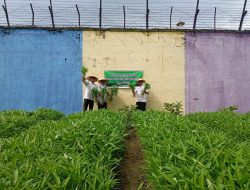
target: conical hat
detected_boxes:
[87,75,98,82]
[98,78,109,83]
[137,78,145,83]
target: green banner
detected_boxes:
[104,71,143,87]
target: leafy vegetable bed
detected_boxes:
[0,108,64,138]
[0,111,126,189]
[133,111,250,190]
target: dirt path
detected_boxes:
[118,128,150,190]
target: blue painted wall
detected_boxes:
[0,29,82,114]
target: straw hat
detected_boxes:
[98,78,109,83]
[137,78,145,83]
[87,75,98,82]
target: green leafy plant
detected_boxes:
[132,111,250,189]
[164,102,183,115]
[0,111,126,189]
[111,87,118,96]
[129,81,137,90]
[144,83,151,90]
[81,66,88,76]
[0,109,64,138]
[218,105,238,112]
[118,105,136,114]
[34,108,65,120]
[91,87,99,98]
[100,87,108,96]
[108,87,119,101]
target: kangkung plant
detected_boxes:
[144,83,151,90]
[81,66,88,76]
[132,111,250,190]
[91,87,99,98]
[129,81,137,90]
[0,110,126,189]
[218,105,238,112]
[109,87,119,101]
[164,102,183,115]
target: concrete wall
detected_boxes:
[1,29,250,113]
[185,33,250,113]
[83,31,185,111]
[0,29,82,114]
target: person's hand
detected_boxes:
[82,76,86,82]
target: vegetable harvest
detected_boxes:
[109,87,119,101]
[81,66,88,76]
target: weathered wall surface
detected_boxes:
[1,29,249,113]
[185,32,250,113]
[83,31,186,111]
[0,29,82,114]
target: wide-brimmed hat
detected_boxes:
[87,75,98,82]
[98,78,109,83]
[137,78,145,83]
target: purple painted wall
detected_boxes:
[185,32,250,113]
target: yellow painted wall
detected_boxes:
[83,31,185,111]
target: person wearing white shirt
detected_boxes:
[132,78,149,111]
[97,78,109,110]
[82,75,98,111]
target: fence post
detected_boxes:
[214,7,216,30]
[193,0,200,30]
[123,6,126,29]
[30,3,34,26]
[170,6,173,29]
[48,6,55,28]
[48,0,55,28]
[146,0,149,29]
[239,0,248,31]
[2,0,10,28]
[99,0,102,28]
[50,0,53,10]
[76,4,80,27]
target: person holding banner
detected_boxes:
[82,75,98,111]
[97,78,109,110]
[131,78,149,111]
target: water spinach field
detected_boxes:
[0,109,250,189]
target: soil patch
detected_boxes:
[117,128,150,190]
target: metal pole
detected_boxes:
[146,0,149,29]
[99,0,102,28]
[193,0,200,30]
[170,6,173,29]
[123,6,126,29]
[239,0,248,31]
[214,7,217,30]
[76,4,80,27]
[49,6,55,28]
[30,3,34,26]
[2,0,10,28]
[50,0,53,9]
[49,0,55,28]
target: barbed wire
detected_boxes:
[0,1,249,30]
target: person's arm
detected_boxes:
[144,89,149,94]
[142,86,149,96]
[132,88,136,97]
[82,76,90,86]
